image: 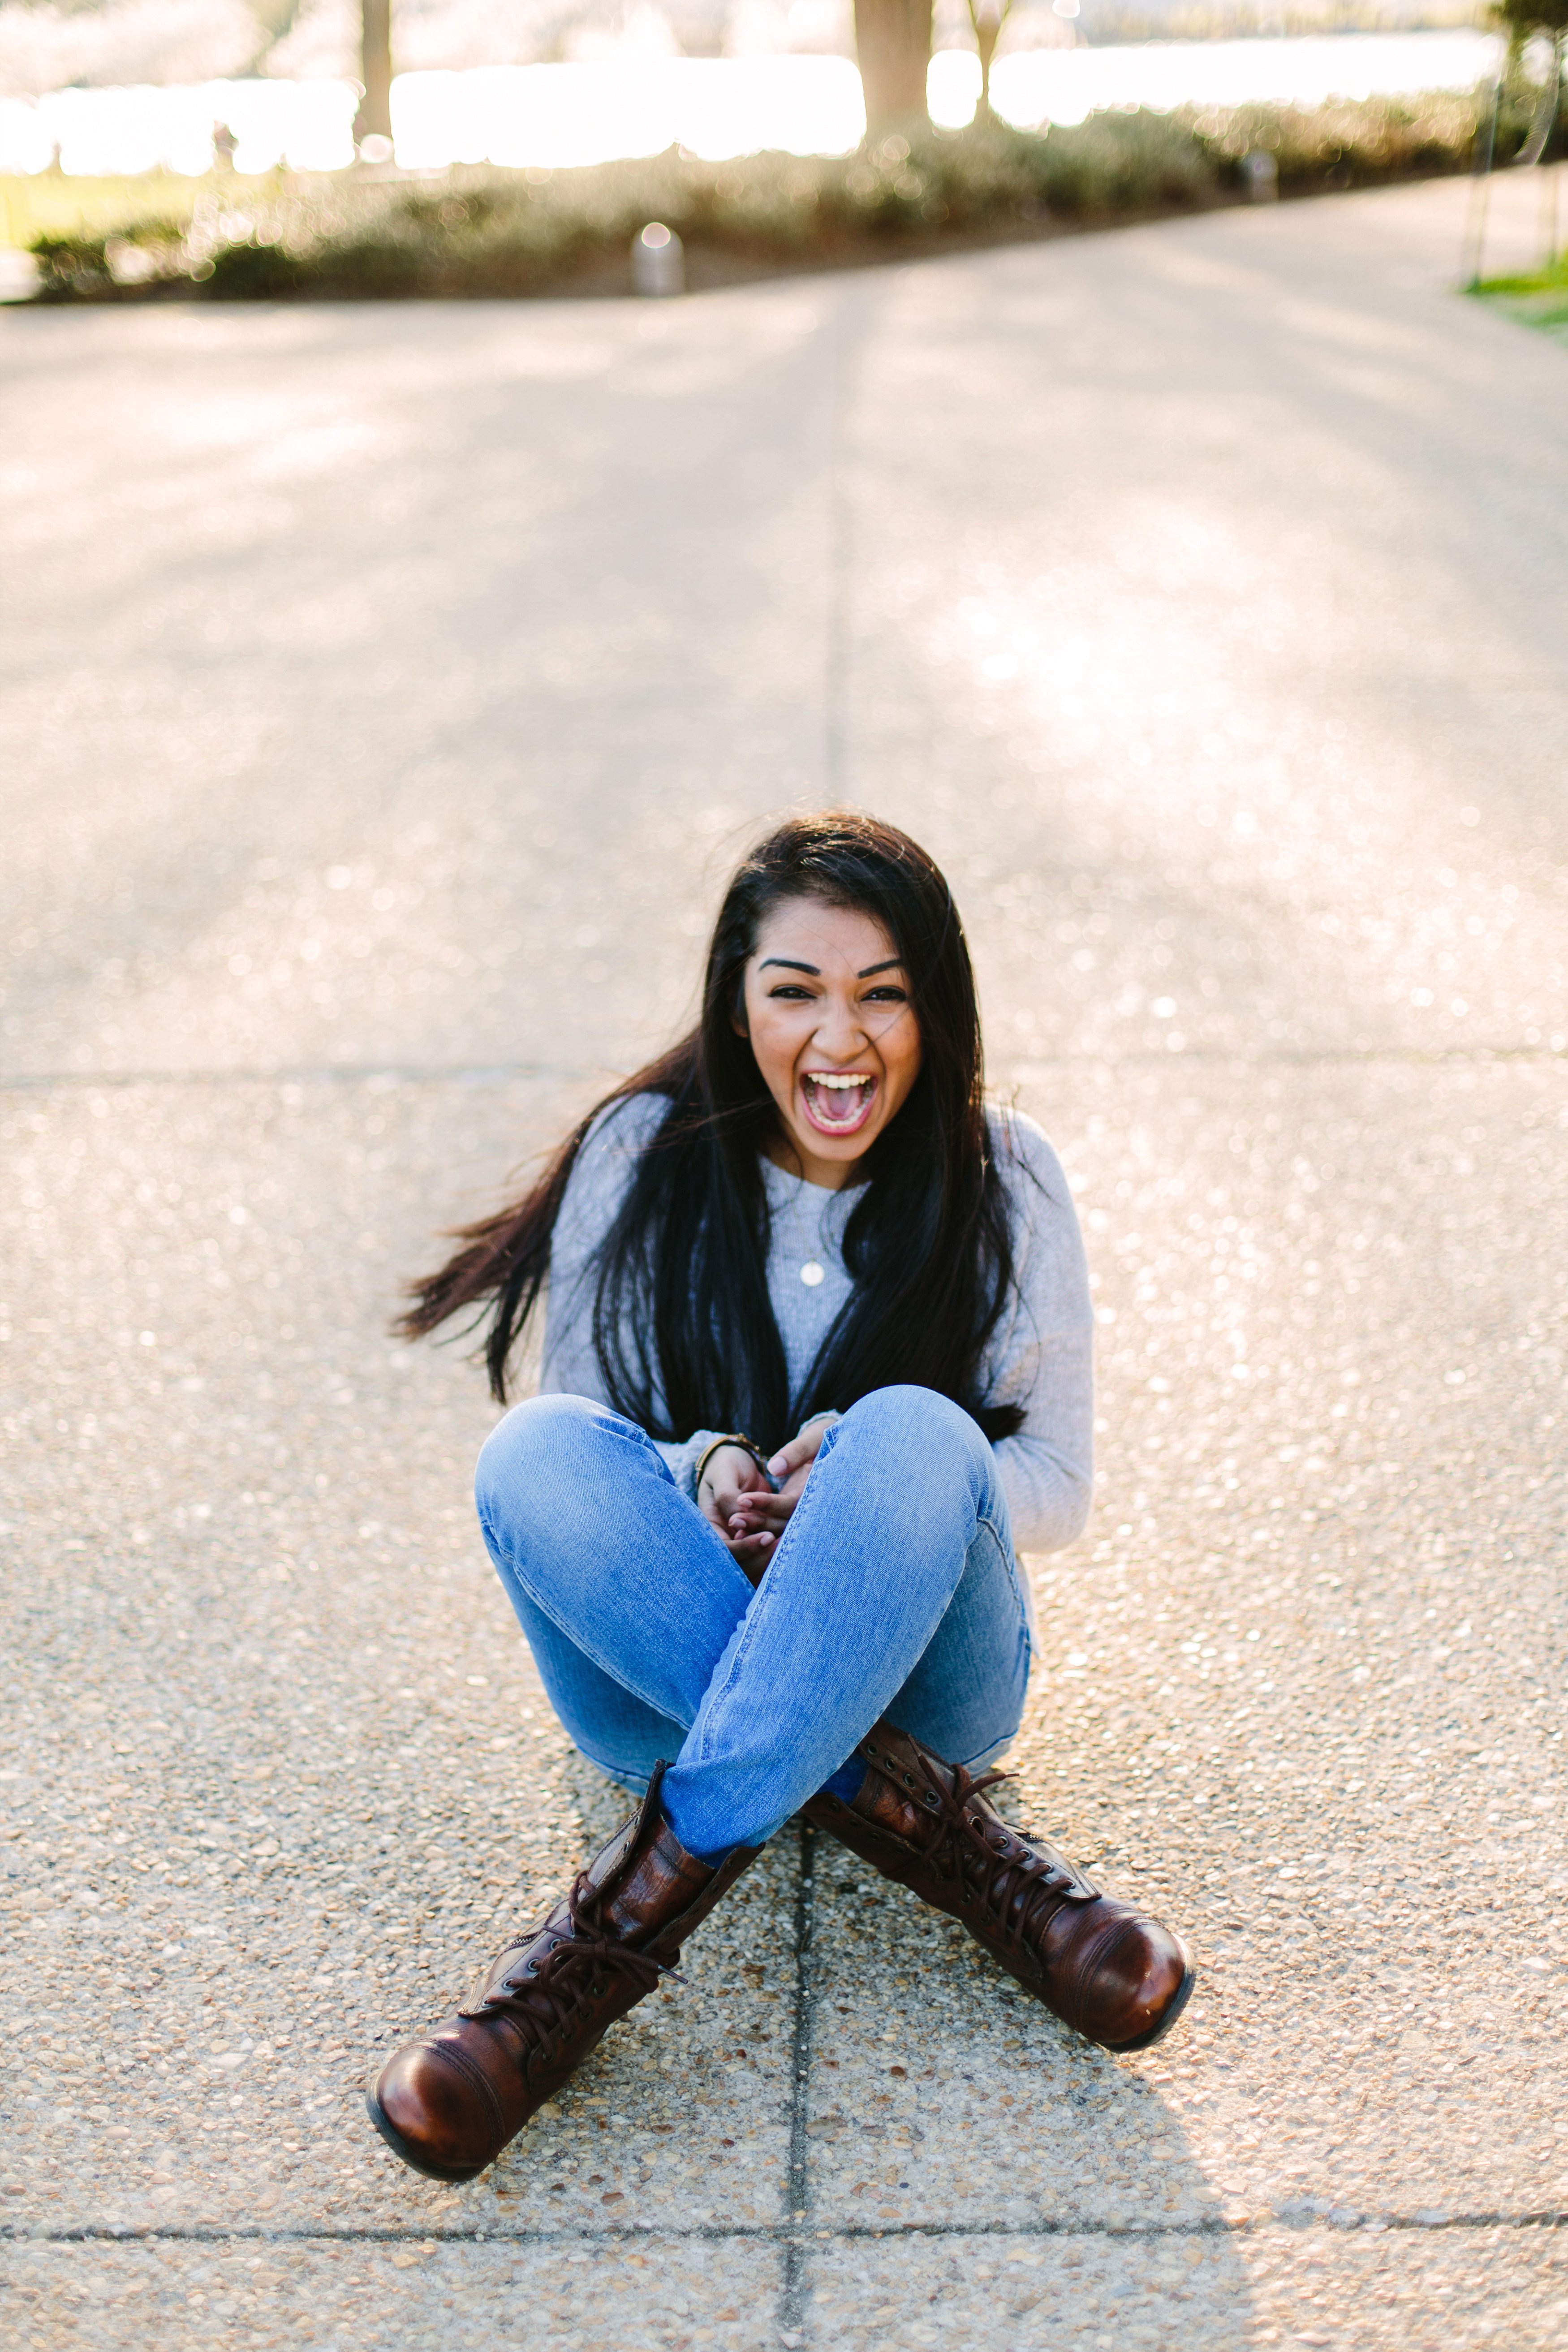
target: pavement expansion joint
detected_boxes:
[7,2211,1568,2249]
[3,1042,1568,1094]
[821,300,849,807]
[780,1821,820,2339]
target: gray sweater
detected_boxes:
[539,1094,1094,1566]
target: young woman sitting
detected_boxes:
[366,812,1192,2183]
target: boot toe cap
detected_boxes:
[369,2036,498,2180]
[1083,1916,1195,2050]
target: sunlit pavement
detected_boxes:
[2,170,1567,2347]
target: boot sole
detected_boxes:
[364,2091,486,2184]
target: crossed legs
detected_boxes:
[474,1383,1032,1854]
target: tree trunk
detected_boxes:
[975,17,999,119]
[967,0,1010,124]
[358,0,393,144]
[854,0,934,142]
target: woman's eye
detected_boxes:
[767,985,814,1001]
[863,987,908,1004]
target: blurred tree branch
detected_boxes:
[1490,4,1564,168]
[1493,0,1568,30]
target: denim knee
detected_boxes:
[836,1385,991,1482]
[474,1391,608,1546]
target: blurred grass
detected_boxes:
[0,172,210,246]
[1474,252,1568,346]
[1478,255,1568,297]
[4,91,1526,304]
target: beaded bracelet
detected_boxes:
[694,1433,777,1493]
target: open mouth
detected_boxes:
[800,1070,878,1137]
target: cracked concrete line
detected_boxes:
[820,289,855,810]
[2,1046,1566,1095]
[779,1818,821,2340]
[7,2209,1568,2249]
[0,1061,592,1093]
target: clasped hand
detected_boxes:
[695,1422,830,1583]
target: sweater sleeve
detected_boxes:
[538,1093,724,1499]
[982,1109,1094,1554]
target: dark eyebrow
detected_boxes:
[756,956,905,979]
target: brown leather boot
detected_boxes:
[804,1722,1193,2052]
[366,1766,758,2181]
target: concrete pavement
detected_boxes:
[2,169,1567,2347]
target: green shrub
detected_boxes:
[30,216,189,300]
[24,93,1496,305]
[1191,88,1535,190]
[30,233,115,299]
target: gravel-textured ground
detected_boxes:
[2,169,1565,2347]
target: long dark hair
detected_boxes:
[399,812,1024,1448]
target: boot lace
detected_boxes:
[913,1753,1097,1956]
[464,1872,670,2066]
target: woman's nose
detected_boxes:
[812,996,866,1056]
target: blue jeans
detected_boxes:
[474,1384,1031,1858]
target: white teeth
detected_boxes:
[807,1073,871,1089]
